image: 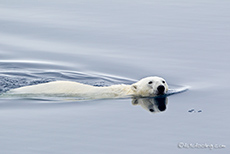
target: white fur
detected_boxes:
[8,76,168,99]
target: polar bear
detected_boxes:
[8,76,168,99]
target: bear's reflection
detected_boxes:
[132,96,168,113]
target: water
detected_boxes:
[0,0,229,154]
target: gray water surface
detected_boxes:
[0,0,229,154]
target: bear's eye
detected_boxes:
[148,81,153,84]
[162,81,165,84]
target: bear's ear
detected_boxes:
[132,98,139,105]
[131,84,138,92]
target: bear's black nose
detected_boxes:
[157,85,165,94]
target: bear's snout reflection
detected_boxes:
[132,96,168,113]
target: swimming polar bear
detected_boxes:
[8,76,168,99]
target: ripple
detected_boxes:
[167,86,189,96]
[0,60,74,69]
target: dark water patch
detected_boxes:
[0,76,54,93]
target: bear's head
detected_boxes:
[131,76,168,97]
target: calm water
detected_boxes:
[0,0,230,154]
